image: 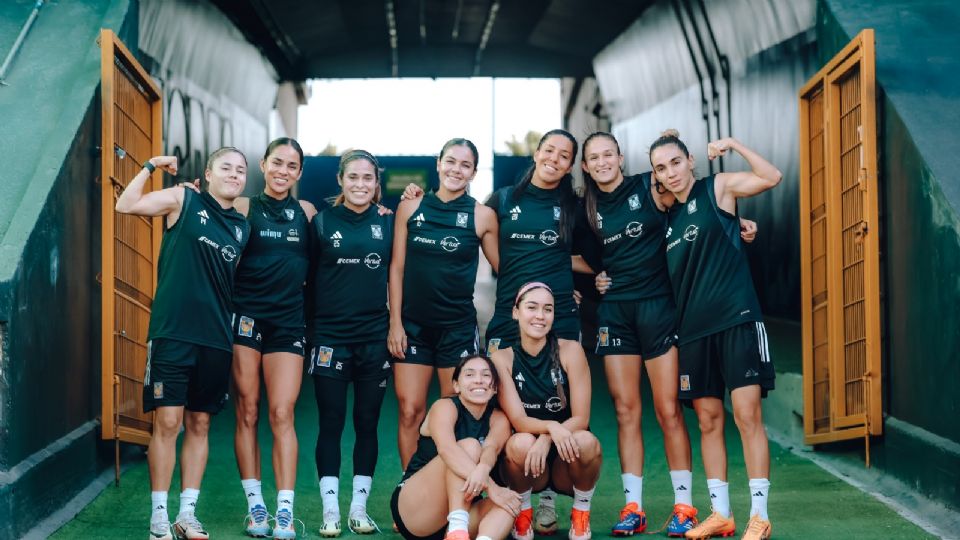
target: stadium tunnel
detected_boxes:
[0,0,958,537]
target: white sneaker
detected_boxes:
[535,502,559,535]
[348,509,379,534]
[273,508,303,539]
[318,510,342,538]
[149,518,173,540]
[244,504,272,537]
[173,512,209,540]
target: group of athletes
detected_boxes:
[117,127,780,540]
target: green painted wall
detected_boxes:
[0,0,139,537]
[816,0,960,510]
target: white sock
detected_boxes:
[669,470,693,506]
[350,475,373,514]
[320,476,339,518]
[241,478,266,512]
[178,488,199,517]
[706,479,730,518]
[572,486,595,511]
[538,488,556,509]
[621,473,642,507]
[151,491,169,521]
[277,490,295,515]
[447,509,470,533]
[519,489,533,511]
[748,478,770,520]
[477,536,493,540]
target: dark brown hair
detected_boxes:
[334,149,382,206]
[581,131,622,239]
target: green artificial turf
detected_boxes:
[53,359,934,540]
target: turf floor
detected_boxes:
[53,353,935,540]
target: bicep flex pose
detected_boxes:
[491,283,602,540]
[388,138,499,471]
[392,355,521,540]
[117,148,250,540]
[652,130,781,540]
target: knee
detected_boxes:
[697,410,724,435]
[613,397,641,427]
[733,404,763,433]
[505,433,536,464]
[269,403,295,430]
[654,399,684,432]
[184,413,210,436]
[397,400,426,427]
[237,397,260,429]
[154,412,182,437]
[574,431,601,460]
[457,438,483,461]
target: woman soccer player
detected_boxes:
[389,138,499,470]
[491,283,602,540]
[392,354,521,540]
[652,130,779,540]
[308,150,394,537]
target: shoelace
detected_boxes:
[178,514,205,532]
[274,510,307,536]
[150,520,171,534]
[350,511,381,534]
[250,506,270,524]
[745,517,768,534]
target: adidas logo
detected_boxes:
[382,361,391,369]
[515,373,525,382]
[155,505,166,510]
[197,209,209,224]
[752,491,764,497]
[578,498,589,503]
[510,206,522,220]
[330,231,343,239]
[676,485,688,491]
[357,488,368,494]
[281,499,292,504]
[247,492,256,497]
[325,490,336,495]
[414,213,425,227]
[623,488,630,493]
[711,493,717,499]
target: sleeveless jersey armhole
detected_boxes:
[706,176,743,249]
[167,187,193,232]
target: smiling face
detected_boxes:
[452,356,498,406]
[512,286,555,340]
[261,144,302,197]
[205,150,247,201]
[651,143,696,195]
[582,135,624,189]
[533,134,575,187]
[338,158,378,210]
[437,144,477,194]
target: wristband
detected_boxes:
[143,161,156,174]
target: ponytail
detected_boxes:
[546,331,568,410]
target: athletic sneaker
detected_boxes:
[511,508,534,540]
[444,530,471,540]
[534,502,558,535]
[684,511,735,539]
[739,516,771,540]
[318,511,342,538]
[666,504,699,537]
[244,504,272,537]
[173,513,209,540]
[348,509,379,534]
[149,519,173,540]
[568,509,592,540]
[272,508,301,539]
[611,502,646,536]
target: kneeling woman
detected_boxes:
[392,355,522,540]
[491,283,602,540]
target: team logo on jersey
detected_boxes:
[628,194,641,210]
[235,226,244,242]
[510,206,522,221]
[314,346,333,368]
[197,209,209,225]
[371,224,383,239]
[539,229,559,246]
[284,208,295,221]
[598,327,609,347]
[287,228,300,242]
[680,374,691,391]
[456,212,469,228]
[683,224,699,242]
[330,230,342,247]
[487,338,501,353]
[625,221,643,238]
[553,206,561,221]
[364,252,382,269]
[221,245,238,262]
[545,396,563,413]
[440,236,460,252]
[238,316,255,337]
[687,199,697,214]
[413,213,426,227]
[153,382,164,399]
